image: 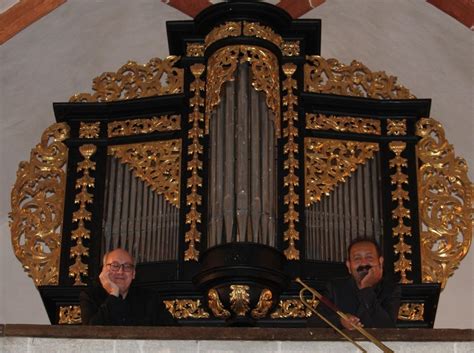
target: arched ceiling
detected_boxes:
[0,0,472,45]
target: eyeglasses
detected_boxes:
[106,262,135,273]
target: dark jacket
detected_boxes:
[315,277,400,328]
[80,284,175,326]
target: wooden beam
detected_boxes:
[276,0,326,19]
[163,0,212,18]
[427,0,474,29]
[0,0,66,45]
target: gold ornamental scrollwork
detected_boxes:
[204,21,242,49]
[163,299,210,319]
[208,289,231,319]
[304,138,380,206]
[305,56,415,99]
[185,64,206,261]
[108,140,181,208]
[10,123,70,286]
[282,63,300,260]
[69,56,183,102]
[69,144,97,285]
[390,141,413,284]
[229,284,250,317]
[107,115,181,138]
[243,21,300,56]
[58,305,82,324]
[79,122,100,139]
[251,289,273,319]
[387,119,407,136]
[417,118,472,289]
[206,45,281,136]
[270,299,318,319]
[306,113,381,135]
[398,303,425,321]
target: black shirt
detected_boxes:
[80,284,175,326]
[315,277,400,328]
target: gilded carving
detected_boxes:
[206,45,281,136]
[229,284,250,317]
[204,21,242,49]
[186,43,205,57]
[305,56,414,99]
[58,305,82,324]
[251,289,273,319]
[185,64,206,261]
[282,63,300,260]
[417,118,472,289]
[398,303,425,321]
[243,21,300,56]
[69,144,96,285]
[108,140,181,208]
[208,288,231,319]
[387,119,407,136]
[270,299,318,319]
[70,56,183,102]
[10,123,69,286]
[107,115,181,138]
[79,122,100,139]
[306,113,381,135]
[389,141,413,284]
[305,138,379,205]
[163,299,210,319]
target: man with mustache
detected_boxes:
[80,248,174,326]
[321,238,401,329]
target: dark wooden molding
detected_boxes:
[0,0,66,45]
[427,0,474,29]
[3,325,474,342]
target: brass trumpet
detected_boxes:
[295,277,394,353]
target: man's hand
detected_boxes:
[99,267,119,297]
[359,264,383,289]
[340,314,363,330]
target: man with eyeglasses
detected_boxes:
[80,248,174,325]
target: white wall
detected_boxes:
[0,0,472,328]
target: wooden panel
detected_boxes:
[276,0,325,19]
[0,0,66,45]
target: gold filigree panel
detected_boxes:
[390,141,413,284]
[270,299,318,319]
[305,138,379,206]
[185,64,206,261]
[107,115,181,137]
[186,43,205,57]
[205,21,242,49]
[206,45,281,136]
[59,305,82,324]
[79,122,100,139]
[306,113,381,135]
[108,140,181,208]
[69,144,96,285]
[10,123,69,286]
[282,63,300,260]
[305,56,415,99]
[417,118,472,289]
[398,303,424,321]
[69,56,183,102]
[164,299,210,319]
[387,119,407,136]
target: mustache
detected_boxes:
[356,265,372,274]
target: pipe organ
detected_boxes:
[10,1,472,328]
